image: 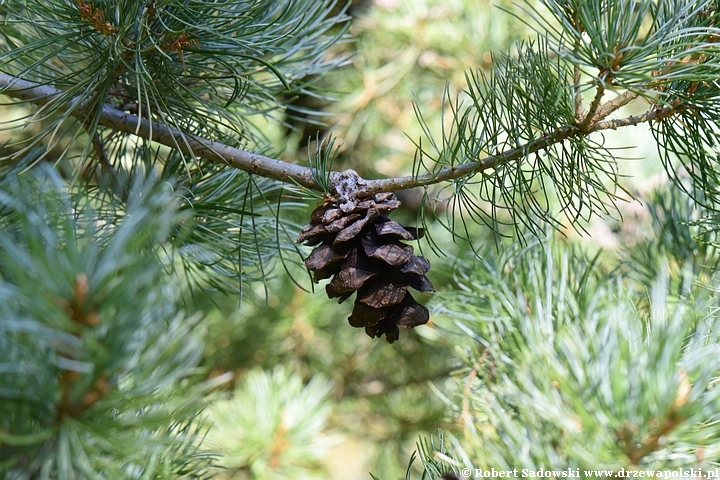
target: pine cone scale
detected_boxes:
[399,256,431,275]
[297,223,328,245]
[327,268,377,297]
[348,300,388,327]
[326,213,362,233]
[362,240,413,266]
[334,208,379,243]
[406,273,435,292]
[375,220,416,240]
[303,244,347,271]
[358,282,408,308]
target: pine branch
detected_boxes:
[571,9,584,123]
[577,74,607,132]
[0,72,681,195]
[594,90,640,121]
[85,129,123,192]
[573,65,583,122]
[0,73,319,188]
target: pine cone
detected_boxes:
[297,191,434,343]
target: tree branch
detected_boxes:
[0,73,321,190]
[85,130,123,191]
[573,65,584,122]
[0,73,678,196]
[593,90,640,120]
[578,75,607,132]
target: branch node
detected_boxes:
[330,169,368,211]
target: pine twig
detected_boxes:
[593,105,676,131]
[594,90,640,120]
[86,130,123,187]
[617,371,690,466]
[0,73,320,189]
[0,73,681,195]
[572,9,585,123]
[578,73,608,132]
[618,416,683,466]
[573,66,584,122]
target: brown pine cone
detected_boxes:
[297,192,434,343]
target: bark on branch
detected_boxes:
[0,73,320,190]
[0,73,675,195]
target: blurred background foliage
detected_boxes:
[1,0,703,478]
[191,0,681,478]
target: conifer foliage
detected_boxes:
[4,0,720,478]
[0,166,223,477]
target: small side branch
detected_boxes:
[571,8,585,123]
[83,131,119,182]
[594,90,640,120]
[617,415,683,466]
[574,66,584,121]
[593,106,674,131]
[364,125,578,192]
[578,73,608,132]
